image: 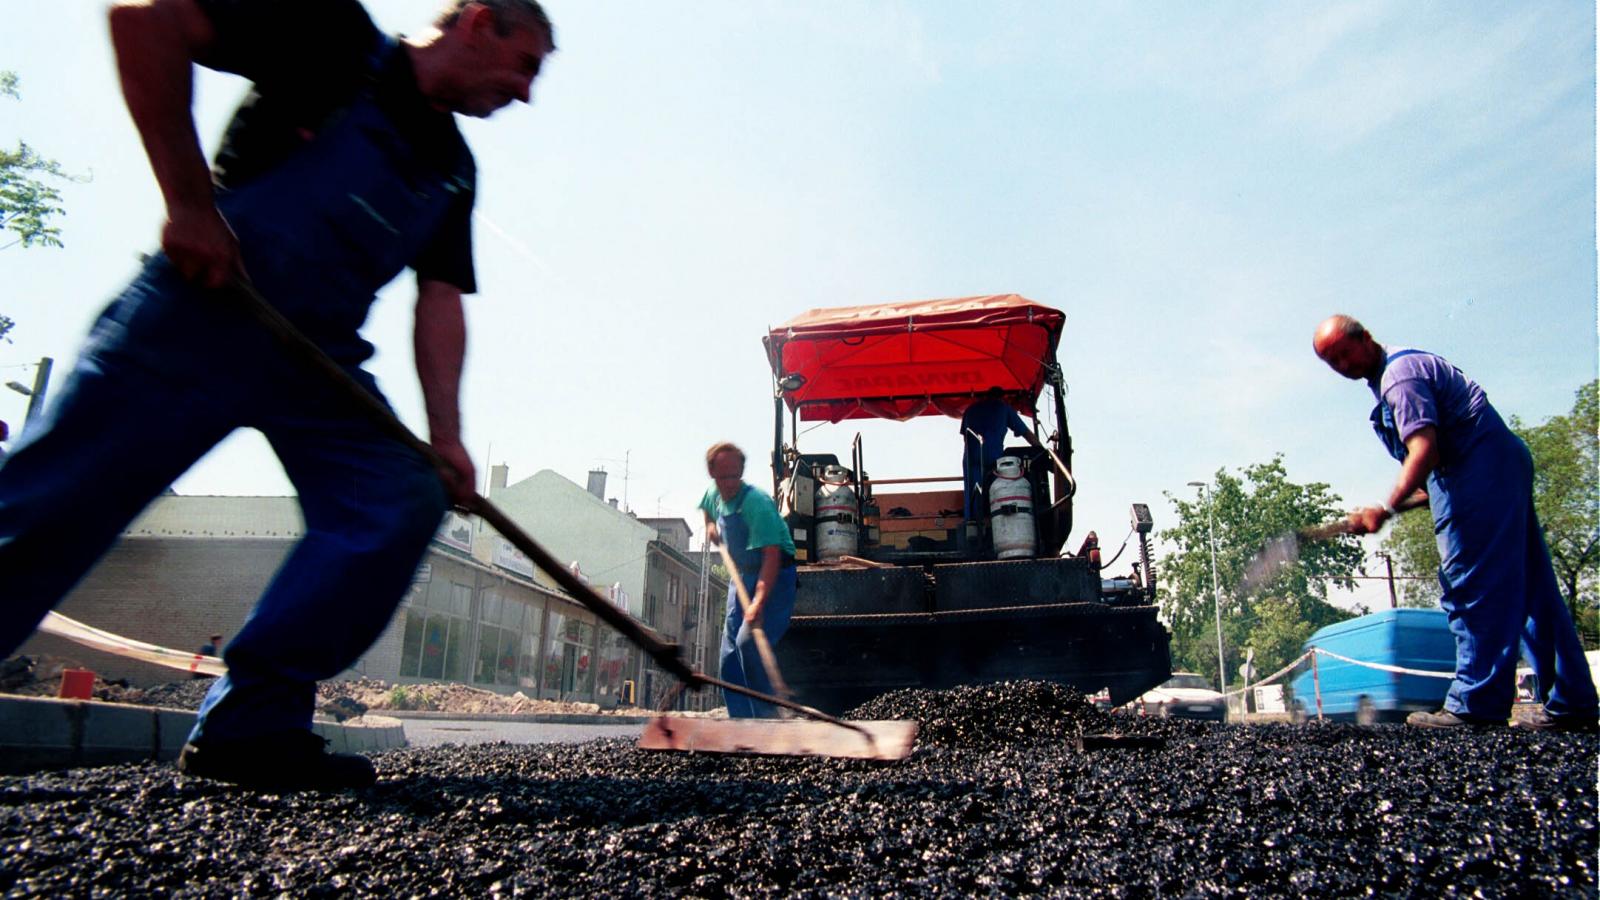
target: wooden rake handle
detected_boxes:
[220,276,876,735]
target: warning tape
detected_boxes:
[1309,647,1454,679]
[1221,648,1453,701]
[1220,650,1315,699]
[37,612,227,677]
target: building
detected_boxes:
[19,468,726,710]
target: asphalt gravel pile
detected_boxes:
[2,680,1595,897]
[849,681,1114,748]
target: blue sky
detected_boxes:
[3,1,1595,611]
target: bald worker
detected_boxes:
[1313,315,1596,731]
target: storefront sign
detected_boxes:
[493,538,536,579]
[435,511,474,552]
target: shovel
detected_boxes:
[1241,518,1357,594]
[222,276,916,761]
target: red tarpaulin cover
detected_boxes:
[764,295,1065,423]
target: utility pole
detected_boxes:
[1374,551,1398,608]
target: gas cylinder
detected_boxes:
[861,499,881,550]
[814,465,859,561]
[988,456,1036,559]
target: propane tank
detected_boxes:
[988,456,1036,559]
[814,464,859,561]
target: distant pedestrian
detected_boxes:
[193,633,223,680]
[700,442,798,718]
[1313,314,1598,731]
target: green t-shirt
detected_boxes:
[700,483,797,558]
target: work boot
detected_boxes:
[1511,708,1600,734]
[178,730,377,791]
[1405,709,1502,729]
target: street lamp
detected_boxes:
[1188,481,1227,696]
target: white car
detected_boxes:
[1135,673,1228,721]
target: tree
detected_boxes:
[1378,508,1441,608]
[1158,456,1362,689]
[1513,381,1599,647]
[1,71,81,251]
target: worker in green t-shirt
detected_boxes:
[699,441,798,718]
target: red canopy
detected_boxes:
[764,295,1065,423]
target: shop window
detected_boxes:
[442,617,466,681]
[399,610,425,678]
[496,630,519,686]
[476,623,503,685]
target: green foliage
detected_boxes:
[386,685,429,711]
[1513,381,1599,646]
[1378,509,1441,608]
[1,71,84,251]
[1158,456,1362,689]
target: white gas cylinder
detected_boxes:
[814,465,859,561]
[989,456,1036,559]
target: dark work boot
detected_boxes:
[1512,708,1600,733]
[1405,709,1503,730]
[178,730,377,791]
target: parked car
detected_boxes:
[1136,673,1227,721]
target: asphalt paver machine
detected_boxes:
[763,295,1172,714]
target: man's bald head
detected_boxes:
[1313,314,1385,381]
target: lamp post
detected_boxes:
[1188,481,1227,695]
[5,357,52,437]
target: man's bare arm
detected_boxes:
[415,278,475,504]
[109,0,240,287]
[1349,426,1439,534]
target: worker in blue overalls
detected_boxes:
[0,0,556,789]
[960,387,1045,520]
[1314,314,1598,731]
[699,442,799,718]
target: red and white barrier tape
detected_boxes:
[37,612,227,677]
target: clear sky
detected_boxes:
[3,1,1596,612]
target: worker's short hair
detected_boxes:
[705,441,746,471]
[435,0,555,46]
[1327,314,1367,340]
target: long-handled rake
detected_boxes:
[224,277,916,761]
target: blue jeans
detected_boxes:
[1433,430,1598,720]
[0,257,447,742]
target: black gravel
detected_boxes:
[2,681,1594,897]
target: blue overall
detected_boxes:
[0,37,458,744]
[1372,350,1597,720]
[961,398,1029,519]
[717,489,798,719]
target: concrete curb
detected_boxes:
[0,695,407,775]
